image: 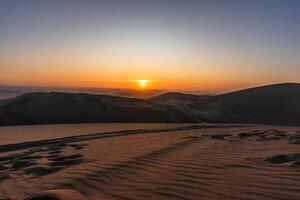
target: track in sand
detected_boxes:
[0,124,300,200]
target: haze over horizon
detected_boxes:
[1,0,300,92]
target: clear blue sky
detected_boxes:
[0,0,300,91]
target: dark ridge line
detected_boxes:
[0,124,245,153]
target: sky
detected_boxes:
[0,0,300,92]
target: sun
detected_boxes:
[137,80,149,89]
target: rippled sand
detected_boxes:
[0,123,300,200]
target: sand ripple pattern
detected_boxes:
[0,124,300,200]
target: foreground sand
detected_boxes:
[0,123,300,200]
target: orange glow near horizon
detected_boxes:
[0,51,297,93]
[0,65,288,93]
[0,1,300,93]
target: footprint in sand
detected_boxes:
[288,131,300,144]
[47,154,84,167]
[238,129,287,142]
[265,153,300,166]
[0,142,87,178]
[24,144,85,177]
[210,134,232,140]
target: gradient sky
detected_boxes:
[0,0,300,92]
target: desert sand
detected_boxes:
[0,123,300,200]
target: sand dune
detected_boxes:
[0,92,194,125]
[1,83,300,126]
[0,123,300,200]
[153,83,300,125]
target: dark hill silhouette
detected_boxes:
[0,92,196,125]
[149,92,211,122]
[0,83,300,126]
[207,83,300,125]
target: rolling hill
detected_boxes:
[0,92,196,125]
[0,83,300,126]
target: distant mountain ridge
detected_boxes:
[0,86,166,100]
[0,92,195,125]
[0,83,300,126]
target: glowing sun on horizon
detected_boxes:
[137,80,150,89]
